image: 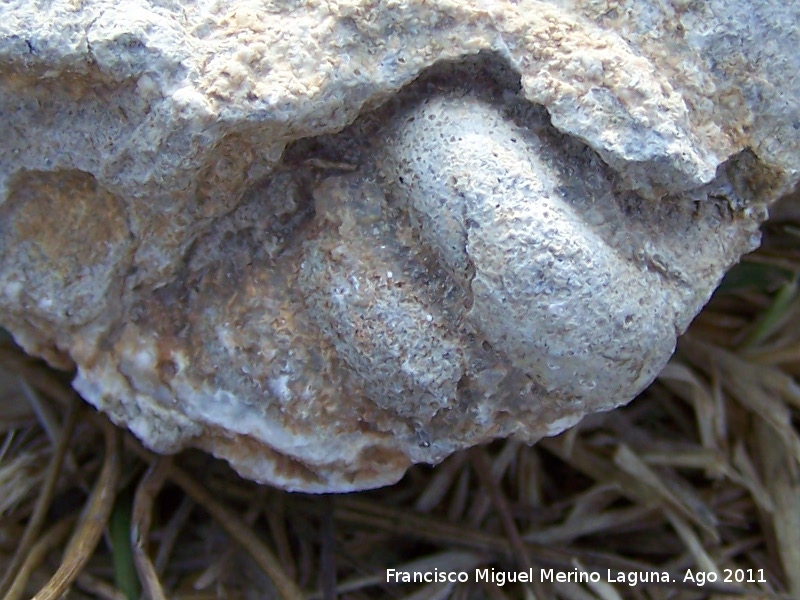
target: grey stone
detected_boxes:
[0,0,798,491]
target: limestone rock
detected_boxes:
[1,0,798,491]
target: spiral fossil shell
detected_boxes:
[1,0,798,491]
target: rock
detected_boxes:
[0,0,798,491]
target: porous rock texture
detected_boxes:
[1,0,799,491]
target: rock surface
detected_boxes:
[1,0,798,491]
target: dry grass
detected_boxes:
[1,200,800,599]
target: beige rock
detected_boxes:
[0,0,798,491]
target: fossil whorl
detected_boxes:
[380,94,679,402]
[1,0,798,491]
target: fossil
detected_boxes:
[1,1,798,491]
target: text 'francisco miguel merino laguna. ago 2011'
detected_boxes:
[386,567,768,588]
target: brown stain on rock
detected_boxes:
[0,169,131,325]
[6,170,126,263]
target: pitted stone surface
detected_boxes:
[1,0,798,491]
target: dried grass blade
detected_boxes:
[447,467,471,522]
[0,347,77,407]
[19,378,62,445]
[0,398,77,596]
[756,419,800,597]
[153,495,193,575]
[0,448,50,516]
[731,440,775,514]
[613,444,718,540]
[664,509,721,577]
[414,453,466,513]
[572,559,622,600]
[466,440,520,526]
[31,419,121,600]
[165,463,304,600]
[469,448,532,569]
[132,458,171,600]
[333,500,509,557]
[659,361,726,455]
[541,436,718,541]
[3,515,76,600]
[334,497,676,586]
[552,581,603,600]
[399,581,455,600]
[319,495,337,600]
[469,447,546,599]
[524,505,654,545]
[683,339,800,466]
[745,342,800,366]
[76,573,128,600]
[640,446,726,471]
[265,492,297,581]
